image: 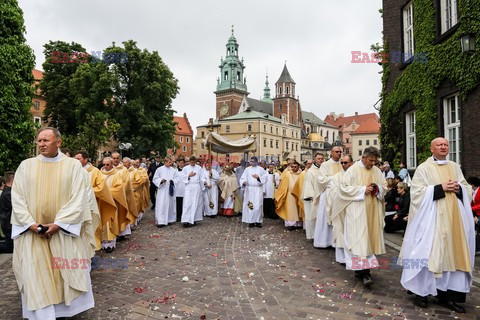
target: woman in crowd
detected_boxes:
[392,182,409,232]
[383,178,398,233]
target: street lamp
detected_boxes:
[460,33,476,54]
[118,142,133,157]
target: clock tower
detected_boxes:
[215,26,249,119]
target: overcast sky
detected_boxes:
[19,0,383,132]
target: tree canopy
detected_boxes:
[0,0,36,172]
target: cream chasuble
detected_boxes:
[400,157,474,297]
[128,167,143,215]
[115,164,138,220]
[339,160,386,262]
[11,153,94,317]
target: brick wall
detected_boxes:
[216,90,246,119]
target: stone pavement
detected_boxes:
[2,211,480,319]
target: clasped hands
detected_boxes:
[442,179,460,193]
[29,223,60,239]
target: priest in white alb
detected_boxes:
[302,153,324,240]
[339,146,386,287]
[11,127,95,320]
[181,156,204,227]
[263,162,280,219]
[314,147,342,248]
[152,155,177,227]
[400,138,474,313]
[329,155,353,264]
[240,157,267,227]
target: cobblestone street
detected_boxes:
[2,210,480,320]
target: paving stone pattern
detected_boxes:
[1,211,480,319]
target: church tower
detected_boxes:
[272,63,302,126]
[215,26,249,119]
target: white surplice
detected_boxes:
[263,171,280,199]
[240,166,267,223]
[152,166,177,225]
[181,164,204,224]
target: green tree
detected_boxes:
[40,40,87,135]
[106,41,179,157]
[64,62,120,162]
[0,0,36,172]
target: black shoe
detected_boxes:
[156,224,166,228]
[249,223,255,228]
[363,275,373,287]
[438,300,466,313]
[256,223,263,228]
[151,205,155,210]
[182,223,190,228]
[117,236,126,241]
[413,295,428,308]
[105,247,114,253]
[354,271,363,279]
[287,226,295,231]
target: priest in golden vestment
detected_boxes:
[314,147,342,248]
[11,128,94,319]
[339,146,386,287]
[275,161,304,230]
[101,157,132,252]
[74,150,117,251]
[112,152,137,237]
[134,158,150,222]
[400,138,474,313]
[123,158,142,224]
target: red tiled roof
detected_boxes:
[324,112,379,129]
[32,69,44,96]
[351,118,380,134]
[174,115,193,135]
[32,69,44,81]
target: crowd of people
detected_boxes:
[0,127,478,318]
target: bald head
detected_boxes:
[430,137,449,160]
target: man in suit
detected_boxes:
[148,154,163,209]
[0,171,14,253]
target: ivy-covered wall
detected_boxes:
[380,0,480,167]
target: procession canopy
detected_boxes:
[204,132,256,154]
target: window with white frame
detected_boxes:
[405,111,417,168]
[186,137,190,143]
[247,123,252,132]
[33,101,40,110]
[403,2,415,59]
[34,116,41,124]
[440,0,458,34]
[226,125,230,133]
[444,94,461,164]
[182,146,186,152]
[180,136,183,143]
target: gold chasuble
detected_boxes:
[86,165,118,248]
[101,168,131,233]
[128,167,143,215]
[409,157,472,274]
[11,154,92,311]
[291,171,305,220]
[340,161,386,257]
[115,164,138,221]
[137,167,150,212]
[275,170,302,221]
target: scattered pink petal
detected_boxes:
[134,287,147,293]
